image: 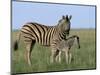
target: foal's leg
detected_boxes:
[64,48,69,64]
[68,51,72,64]
[58,51,61,63]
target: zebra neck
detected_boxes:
[59,31,66,40]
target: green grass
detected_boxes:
[12,29,96,74]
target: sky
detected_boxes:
[12,1,96,29]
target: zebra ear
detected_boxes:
[66,15,69,21]
[62,15,66,19]
[69,15,72,20]
[66,15,68,18]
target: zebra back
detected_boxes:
[65,35,80,49]
[18,15,72,46]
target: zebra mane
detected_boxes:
[65,35,79,40]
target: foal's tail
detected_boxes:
[75,35,80,49]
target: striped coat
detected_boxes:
[55,35,80,63]
[14,15,72,66]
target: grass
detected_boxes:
[11,29,96,74]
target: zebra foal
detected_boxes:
[13,15,72,66]
[55,35,80,64]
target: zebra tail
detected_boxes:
[14,40,18,51]
[13,32,21,51]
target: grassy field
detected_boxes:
[12,29,96,74]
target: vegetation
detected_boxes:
[12,29,96,74]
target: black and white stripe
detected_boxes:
[55,35,80,63]
[13,15,72,65]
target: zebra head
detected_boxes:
[57,15,72,36]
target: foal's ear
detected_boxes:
[69,15,72,20]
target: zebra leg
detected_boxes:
[68,51,72,64]
[50,41,60,63]
[25,40,35,66]
[55,50,60,62]
[58,51,61,63]
[55,54,59,62]
[65,50,69,64]
[50,49,57,63]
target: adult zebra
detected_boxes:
[13,15,72,66]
